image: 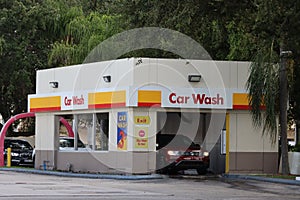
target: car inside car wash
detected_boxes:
[28,58,278,174]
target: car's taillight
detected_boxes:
[202,151,209,157]
[197,150,209,157]
[167,150,182,156]
[11,152,20,156]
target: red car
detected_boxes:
[156,134,210,175]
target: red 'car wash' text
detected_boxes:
[169,93,224,105]
[64,95,85,106]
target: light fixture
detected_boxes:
[103,75,111,83]
[49,81,59,88]
[280,50,292,58]
[188,75,201,82]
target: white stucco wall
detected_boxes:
[35,58,250,94]
[36,59,134,94]
[229,111,278,153]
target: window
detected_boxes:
[76,114,93,149]
[95,113,109,150]
[58,113,109,151]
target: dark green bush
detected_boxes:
[290,144,300,152]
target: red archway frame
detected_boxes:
[59,117,74,138]
[0,112,74,166]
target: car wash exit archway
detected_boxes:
[0,112,75,166]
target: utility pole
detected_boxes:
[279,49,292,175]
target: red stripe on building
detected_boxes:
[88,103,126,109]
[233,105,266,110]
[30,107,61,112]
[138,102,161,107]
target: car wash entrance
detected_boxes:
[156,111,226,174]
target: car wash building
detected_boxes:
[28,58,278,174]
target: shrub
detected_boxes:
[290,144,300,152]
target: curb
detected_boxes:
[223,174,300,186]
[0,167,164,180]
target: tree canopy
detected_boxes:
[1,0,300,151]
[48,8,123,66]
[1,0,54,122]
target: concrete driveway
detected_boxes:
[0,170,299,200]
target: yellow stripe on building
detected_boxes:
[30,96,61,112]
[30,96,61,109]
[89,90,126,105]
[138,90,161,103]
[233,93,248,105]
[232,93,250,110]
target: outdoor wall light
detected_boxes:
[49,81,59,88]
[103,75,111,83]
[188,75,201,82]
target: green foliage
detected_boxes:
[226,21,254,60]
[246,47,280,143]
[0,0,50,121]
[48,42,77,67]
[256,174,297,180]
[289,144,300,152]
[48,8,123,66]
[0,37,4,55]
[245,0,299,143]
[1,0,300,148]
[104,0,234,59]
[245,0,299,174]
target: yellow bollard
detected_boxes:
[6,148,11,167]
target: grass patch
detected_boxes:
[254,174,297,180]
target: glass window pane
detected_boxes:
[95,113,109,151]
[77,114,93,149]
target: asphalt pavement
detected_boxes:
[1,169,299,200]
[0,167,299,186]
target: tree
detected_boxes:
[105,0,252,60]
[287,3,300,147]
[105,1,300,169]
[48,6,123,66]
[0,0,81,127]
[0,0,122,130]
[2,1,300,170]
[0,0,50,122]
[246,0,300,175]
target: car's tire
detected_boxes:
[167,169,178,175]
[196,168,207,175]
[156,167,167,174]
[156,154,168,174]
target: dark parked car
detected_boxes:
[156,134,210,175]
[30,137,86,163]
[59,136,85,149]
[4,139,34,166]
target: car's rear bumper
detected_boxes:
[168,160,209,171]
[12,157,33,165]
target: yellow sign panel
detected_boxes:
[138,90,161,107]
[30,96,61,112]
[134,126,148,148]
[134,116,150,125]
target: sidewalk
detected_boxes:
[0,167,163,180]
[223,174,300,186]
